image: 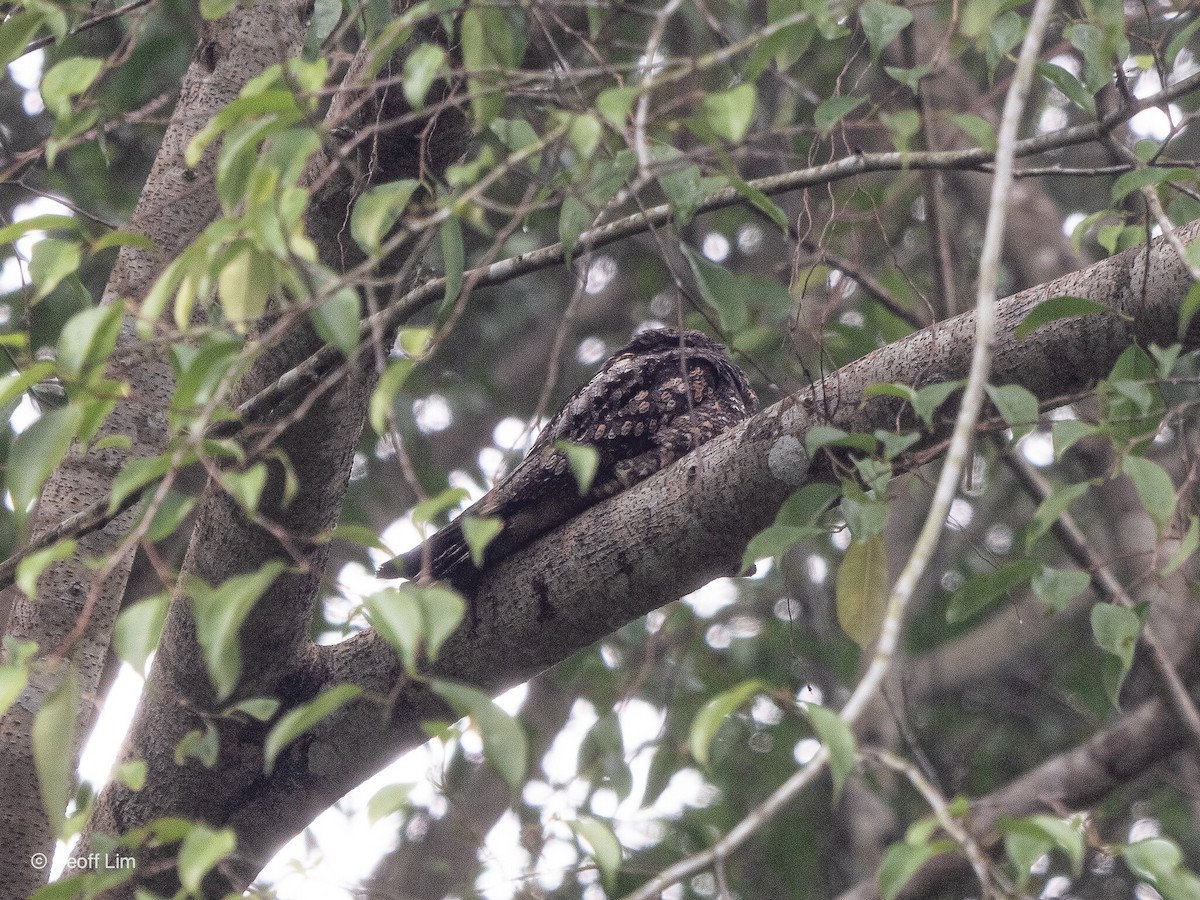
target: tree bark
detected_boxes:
[0,5,308,896]
[94,219,1196,894]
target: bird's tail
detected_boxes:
[376,518,477,586]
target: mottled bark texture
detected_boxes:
[0,5,310,897]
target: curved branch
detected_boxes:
[216,219,1200,888]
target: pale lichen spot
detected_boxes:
[768,434,811,486]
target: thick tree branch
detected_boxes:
[836,693,1189,900]
[203,220,1200,888]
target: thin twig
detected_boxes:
[1003,449,1200,746]
[620,0,1057,891]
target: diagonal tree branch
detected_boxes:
[191,218,1200,891]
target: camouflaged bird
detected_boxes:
[377,327,757,588]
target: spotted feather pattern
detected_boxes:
[377,328,757,587]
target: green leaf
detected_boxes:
[1162,516,1198,578]
[1015,296,1118,341]
[1031,566,1091,612]
[803,704,856,799]
[805,425,878,457]
[186,89,306,166]
[950,114,997,152]
[0,12,47,69]
[114,593,169,676]
[309,288,361,358]
[1123,455,1177,532]
[351,180,420,254]
[33,667,80,838]
[984,383,1039,439]
[884,63,932,93]
[1149,343,1183,380]
[221,462,268,514]
[0,214,80,246]
[430,679,528,793]
[1092,602,1142,703]
[0,641,36,718]
[984,11,1023,76]
[40,57,104,119]
[1052,419,1098,459]
[558,196,591,260]
[411,486,469,524]
[216,244,274,329]
[369,358,415,434]
[596,86,638,128]
[657,158,703,228]
[730,179,790,232]
[440,217,465,312]
[1036,62,1096,116]
[460,5,516,129]
[28,238,81,301]
[403,43,447,109]
[681,245,750,332]
[229,697,280,721]
[176,724,220,769]
[1124,837,1200,900]
[702,83,756,143]
[16,539,76,599]
[461,515,503,567]
[367,584,466,673]
[1111,167,1198,204]
[689,679,766,768]
[115,760,147,791]
[859,0,912,59]
[554,440,600,494]
[880,109,920,154]
[178,825,237,893]
[9,404,84,520]
[0,364,53,410]
[264,683,362,773]
[570,817,623,892]
[1026,481,1090,552]
[836,534,889,648]
[1067,22,1115,93]
[875,429,921,460]
[56,303,123,380]
[814,96,864,134]
[741,525,823,573]
[491,118,541,170]
[567,112,602,160]
[367,783,415,823]
[880,840,940,900]
[187,561,286,701]
[946,558,1041,624]
[840,486,888,541]
[108,451,176,514]
[1166,17,1200,70]
[199,0,237,19]
[777,483,841,527]
[1100,346,1164,449]
[1002,815,1085,886]
[912,381,963,427]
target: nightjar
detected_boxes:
[377,327,757,587]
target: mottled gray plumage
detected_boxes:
[377,327,757,587]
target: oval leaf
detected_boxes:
[836,534,889,647]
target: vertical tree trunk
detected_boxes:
[0,4,309,894]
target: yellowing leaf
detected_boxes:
[835,534,888,648]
